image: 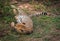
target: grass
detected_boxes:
[33,4,47,12]
[0,1,60,41]
[0,14,60,41]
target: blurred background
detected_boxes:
[0,0,60,41]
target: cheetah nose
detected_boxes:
[26,31,33,35]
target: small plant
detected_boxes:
[43,1,52,6]
[34,5,40,10]
[33,4,47,12]
[0,0,15,23]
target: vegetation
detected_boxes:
[0,0,60,41]
[0,0,15,23]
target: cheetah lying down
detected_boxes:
[11,5,43,34]
[10,5,34,34]
[11,15,33,34]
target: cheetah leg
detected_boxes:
[11,22,15,27]
[15,16,18,20]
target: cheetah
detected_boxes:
[10,5,47,34]
[11,5,34,34]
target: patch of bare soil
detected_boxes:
[50,33,60,41]
[19,38,42,41]
[44,29,60,41]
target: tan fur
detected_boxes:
[11,5,33,34]
[15,23,33,34]
[11,22,33,34]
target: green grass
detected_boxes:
[0,1,60,41]
[0,15,60,41]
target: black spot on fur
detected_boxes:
[42,12,47,15]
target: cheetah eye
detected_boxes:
[20,29,24,32]
[22,23,25,25]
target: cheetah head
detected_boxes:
[15,23,33,34]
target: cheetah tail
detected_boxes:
[29,12,48,17]
[29,12,42,17]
